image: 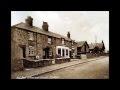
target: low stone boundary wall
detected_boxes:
[22,58,71,68]
[55,58,70,64]
[23,59,53,68]
[86,53,108,58]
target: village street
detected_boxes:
[11,12,109,80]
[11,56,109,79]
[33,56,109,79]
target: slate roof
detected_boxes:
[95,43,104,49]
[89,43,104,49]
[12,22,72,41]
[76,41,88,47]
[88,43,95,49]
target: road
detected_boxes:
[34,57,109,79]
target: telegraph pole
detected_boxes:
[95,35,97,43]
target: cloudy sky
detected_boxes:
[11,11,109,51]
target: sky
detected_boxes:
[11,11,109,51]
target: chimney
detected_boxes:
[25,16,33,27]
[102,40,104,43]
[67,32,70,38]
[42,21,49,31]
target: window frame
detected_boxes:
[62,38,65,45]
[28,32,34,41]
[58,48,61,56]
[66,49,68,56]
[48,36,52,44]
[62,49,65,57]
[28,46,35,56]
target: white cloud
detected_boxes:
[11,11,109,51]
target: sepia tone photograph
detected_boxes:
[11,11,109,79]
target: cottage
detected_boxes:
[73,41,89,59]
[11,16,73,71]
[76,41,89,54]
[89,41,105,54]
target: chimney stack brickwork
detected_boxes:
[25,16,33,27]
[67,32,70,38]
[42,21,49,31]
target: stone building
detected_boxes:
[87,41,106,58]
[72,41,89,59]
[11,16,73,72]
[89,41,105,54]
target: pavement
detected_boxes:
[11,56,106,79]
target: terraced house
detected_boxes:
[11,16,106,72]
[11,16,73,72]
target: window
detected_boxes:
[58,48,61,56]
[43,50,45,56]
[49,50,52,56]
[28,32,34,40]
[62,38,65,45]
[66,49,68,56]
[62,49,65,57]
[28,46,34,56]
[48,37,52,44]
[77,47,81,55]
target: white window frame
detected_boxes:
[48,37,52,44]
[58,48,61,56]
[28,46,34,56]
[28,32,34,41]
[66,49,68,56]
[56,46,70,58]
[62,39,65,45]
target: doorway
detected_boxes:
[43,47,50,59]
[22,47,26,58]
[19,45,26,58]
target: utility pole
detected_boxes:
[95,35,97,43]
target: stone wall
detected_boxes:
[11,27,73,72]
[65,40,72,49]
[36,33,44,59]
[11,27,28,72]
[56,38,62,46]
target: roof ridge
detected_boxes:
[11,22,24,27]
[11,22,72,41]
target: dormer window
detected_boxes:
[28,32,34,41]
[48,36,52,44]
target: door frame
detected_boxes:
[19,44,26,58]
[43,47,50,59]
